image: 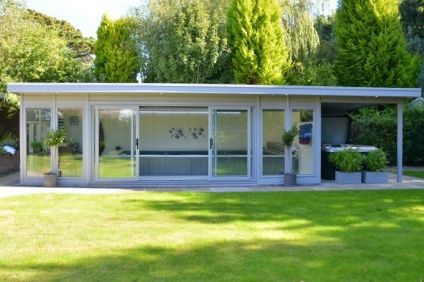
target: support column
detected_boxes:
[397,103,403,182]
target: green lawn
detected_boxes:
[1,191,423,281]
[404,170,424,179]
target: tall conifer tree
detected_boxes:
[94,15,139,82]
[335,0,420,87]
[227,0,291,84]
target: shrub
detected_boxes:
[44,129,66,147]
[363,149,388,171]
[30,141,43,153]
[281,125,299,147]
[0,132,18,148]
[349,105,424,166]
[329,149,363,172]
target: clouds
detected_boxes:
[26,0,141,38]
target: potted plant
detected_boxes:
[281,125,299,186]
[329,149,363,184]
[43,129,66,187]
[362,149,389,183]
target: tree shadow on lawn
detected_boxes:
[3,237,423,281]
[122,190,424,227]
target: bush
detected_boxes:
[281,125,299,147]
[44,129,66,147]
[349,105,424,166]
[329,149,363,172]
[363,149,388,171]
[0,132,18,148]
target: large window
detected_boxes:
[98,108,135,178]
[26,108,51,177]
[292,109,314,175]
[139,107,208,177]
[262,109,285,175]
[58,108,83,177]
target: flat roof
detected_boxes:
[7,83,421,98]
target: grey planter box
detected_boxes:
[362,171,389,184]
[335,171,362,184]
[44,173,58,187]
[284,173,297,186]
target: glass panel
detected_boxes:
[262,109,285,175]
[58,108,83,177]
[139,107,208,176]
[26,108,51,177]
[98,109,134,178]
[292,109,314,175]
[214,110,248,177]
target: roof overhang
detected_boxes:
[7,83,421,98]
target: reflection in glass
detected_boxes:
[26,108,51,177]
[214,110,248,176]
[139,107,208,176]
[58,108,83,177]
[262,110,285,175]
[292,109,314,175]
[98,109,135,178]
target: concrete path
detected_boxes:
[0,172,423,199]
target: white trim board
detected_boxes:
[8,83,421,98]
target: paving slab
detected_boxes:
[0,171,423,198]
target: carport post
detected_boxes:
[397,102,403,182]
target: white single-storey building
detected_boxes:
[7,83,421,186]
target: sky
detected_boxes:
[26,0,337,38]
[26,0,142,38]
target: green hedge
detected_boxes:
[349,105,424,165]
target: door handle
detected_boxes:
[209,138,214,150]
[136,138,139,150]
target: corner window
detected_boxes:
[26,108,51,177]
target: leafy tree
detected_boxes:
[137,0,231,83]
[335,0,420,87]
[0,1,93,138]
[400,0,424,95]
[94,15,140,82]
[227,0,291,84]
[0,1,91,91]
[25,9,95,63]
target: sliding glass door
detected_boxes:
[93,106,252,181]
[211,108,251,178]
[138,107,209,178]
[94,107,137,179]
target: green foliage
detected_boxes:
[0,93,19,138]
[400,0,424,95]
[281,125,299,147]
[227,0,291,84]
[363,149,388,171]
[95,15,140,82]
[44,129,66,147]
[30,141,43,153]
[281,0,319,67]
[137,0,231,83]
[349,105,424,165]
[25,9,95,64]
[329,149,363,172]
[335,0,420,87]
[0,131,18,148]
[0,1,94,90]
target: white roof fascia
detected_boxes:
[7,83,421,98]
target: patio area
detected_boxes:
[1,170,424,198]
